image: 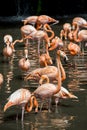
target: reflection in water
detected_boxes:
[23,108,75,130]
[0,19,87,130]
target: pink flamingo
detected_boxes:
[4,88,38,121]
[30,50,62,111]
[60,23,72,40]
[18,48,30,71]
[21,24,55,54]
[48,36,64,51]
[68,42,81,56]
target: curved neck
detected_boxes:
[73,23,81,42]
[43,24,55,40]
[39,75,50,85]
[54,54,61,94]
[25,96,38,112]
[59,60,66,81]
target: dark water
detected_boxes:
[0,17,87,130]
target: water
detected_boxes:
[0,17,87,130]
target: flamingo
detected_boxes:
[24,50,68,82]
[18,48,30,71]
[71,22,87,54]
[60,23,72,40]
[3,34,25,52]
[48,36,64,51]
[39,75,78,107]
[22,15,59,30]
[72,17,87,28]
[22,15,38,26]
[36,15,59,30]
[39,52,53,67]
[0,73,4,85]
[3,88,38,121]
[3,37,13,57]
[29,50,62,112]
[68,42,81,56]
[21,24,55,54]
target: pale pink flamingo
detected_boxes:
[4,88,38,121]
[39,75,78,107]
[18,49,30,71]
[3,37,13,57]
[3,34,25,52]
[22,15,38,26]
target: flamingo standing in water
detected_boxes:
[39,74,78,107]
[20,24,55,54]
[71,22,87,54]
[48,36,64,51]
[39,52,53,67]
[3,35,13,57]
[3,88,38,121]
[3,34,25,52]
[18,48,30,71]
[26,50,68,112]
[24,50,68,82]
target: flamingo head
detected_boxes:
[57,50,69,63]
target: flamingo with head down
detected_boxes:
[39,52,53,67]
[60,23,72,40]
[68,42,81,56]
[48,36,64,51]
[20,24,55,54]
[3,88,38,121]
[3,35,13,57]
[18,48,31,71]
[22,15,59,30]
[24,50,68,82]
[3,34,25,52]
[26,50,62,112]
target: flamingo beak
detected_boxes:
[4,102,13,112]
[59,50,69,63]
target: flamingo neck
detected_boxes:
[39,75,50,85]
[73,23,81,42]
[54,55,61,94]
[25,95,38,112]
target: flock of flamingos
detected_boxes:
[0,14,87,122]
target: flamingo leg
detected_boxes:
[21,106,25,122]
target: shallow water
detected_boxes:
[0,17,87,130]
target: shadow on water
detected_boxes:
[0,15,87,130]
